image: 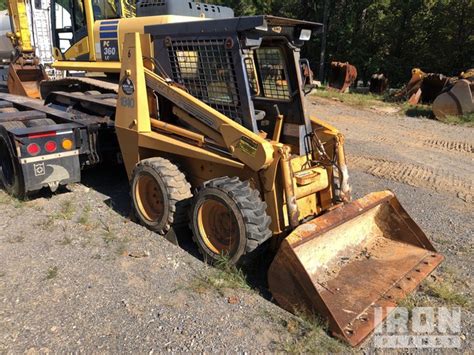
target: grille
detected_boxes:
[255,48,290,100]
[168,39,242,123]
[137,0,166,8]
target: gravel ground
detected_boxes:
[0,96,472,353]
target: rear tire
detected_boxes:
[131,158,192,235]
[0,121,26,130]
[0,123,26,198]
[190,176,272,265]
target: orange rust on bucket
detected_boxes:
[268,190,443,346]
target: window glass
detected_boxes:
[176,50,199,79]
[244,57,259,96]
[255,47,290,100]
[92,0,121,20]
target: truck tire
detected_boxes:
[0,121,26,130]
[0,123,26,199]
[25,118,56,127]
[190,176,272,265]
[131,158,192,235]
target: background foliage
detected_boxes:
[214,0,473,86]
[0,0,471,86]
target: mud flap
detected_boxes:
[268,191,443,346]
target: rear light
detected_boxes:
[27,143,40,156]
[45,141,57,153]
[61,138,73,150]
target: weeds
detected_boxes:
[439,112,474,126]
[57,200,75,220]
[77,204,92,226]
[101,221,116,244]
[312,89,387,109]
[279,311,346,353]
[189,255,250,296]
[45,266,58,280]
[424,279,470,308]
[312,87,474,125]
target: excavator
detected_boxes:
[4,0,49,98]
[0,0,443,346]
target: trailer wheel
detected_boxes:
[25,118,56,127]
[131,158,192,235]
[0,121,26,130]
[0,123,26,198]
[190,176,272,265]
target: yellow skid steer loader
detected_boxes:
[113,28,442,346]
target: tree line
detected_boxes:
[214,0,473,87]
[0,0,471,87]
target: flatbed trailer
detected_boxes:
[0,91,119,198]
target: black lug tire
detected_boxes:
[131,157,192,235]
[0,124,26,199]
[25,118,56,127]
[0,121,26,130]
[190,176,272,265]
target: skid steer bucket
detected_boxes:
[268,191,443,346]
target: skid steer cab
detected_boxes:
[111,10,443,347]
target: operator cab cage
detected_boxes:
[146,15,322,155]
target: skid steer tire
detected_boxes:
[190,176,272,265]
[0,123,26,199]
[131,158,192,235]
[25,118,56,127]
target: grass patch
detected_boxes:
[101,221,116,244]
[279,311,346,353]
[45,266,58,280]
[312,88,389,109]
[400,267,471,310]
[57,200,75,220]
[424,279,470,308]
[312,87,474,124]
[77,204,93,228]
[189,255,250,296]
[439,112,474,126]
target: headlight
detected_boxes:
[299,29,312,41]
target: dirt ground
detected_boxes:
[0,95,472,353]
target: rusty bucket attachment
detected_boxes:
[433,79,473,119]
[7,61,48,99]
[268,190,443,346]
[328,61,357,93]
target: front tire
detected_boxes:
[190,176,272,265]
[131,158,192,235]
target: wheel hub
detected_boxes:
[197,199,239,255]
[135,173,164,222]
